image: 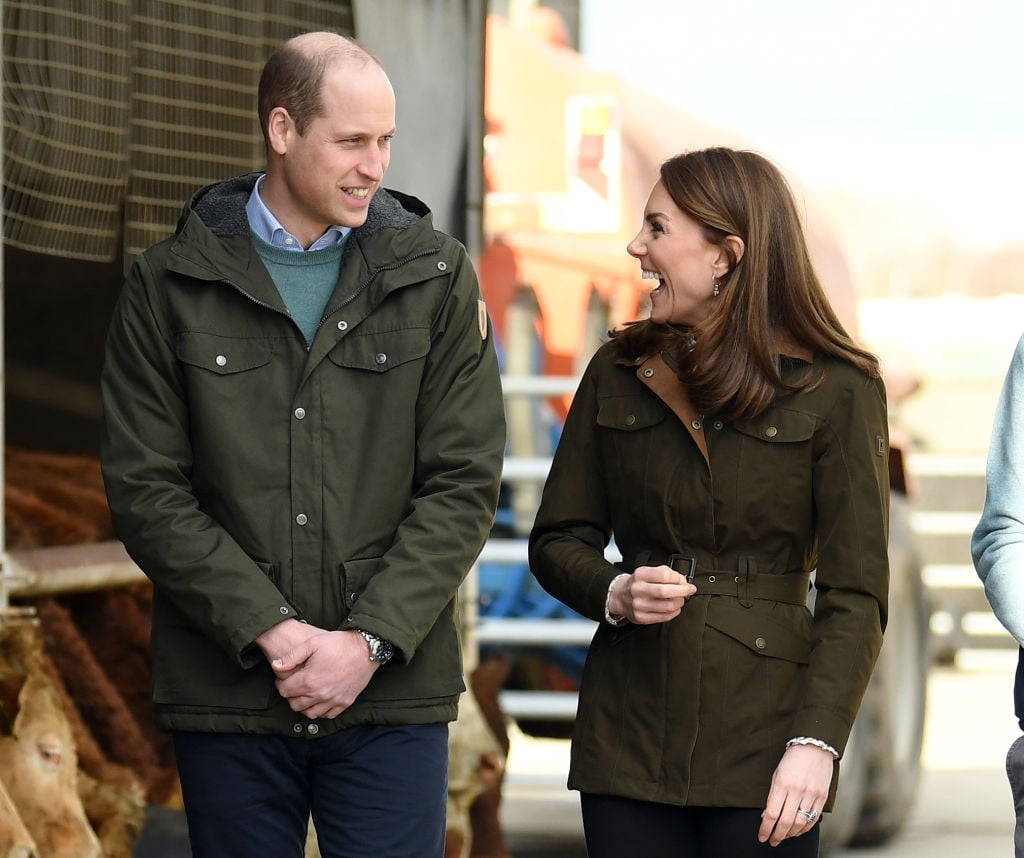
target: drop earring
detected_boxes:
[712,274,720,297]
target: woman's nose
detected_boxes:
[626,234,644,258]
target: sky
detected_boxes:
[580,0,1024,250]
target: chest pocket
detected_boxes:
[327,327,430,373]
[176,332,274,374]
[732,408,817,445]
[596,394,668,433]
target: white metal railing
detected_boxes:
[477,374,591,721]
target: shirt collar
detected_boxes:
[245,174,350,252]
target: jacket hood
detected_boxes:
[179,172,425,241]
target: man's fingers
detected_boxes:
[272,639,314,674]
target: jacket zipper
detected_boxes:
[319,245,440,331]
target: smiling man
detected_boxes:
[99,31,505,858]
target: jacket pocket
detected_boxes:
[595,394,667,432]
[732,407,817,446]
[705,598,812,663]
[150,594,274,709]
[176,332,274,375]
[327,327,430,373]
[339,556,384,611]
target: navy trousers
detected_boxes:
[173,724,448,858]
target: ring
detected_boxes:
[799,808,819,822]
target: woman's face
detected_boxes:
[627,180,722,326]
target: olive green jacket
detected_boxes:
[529,342,889,809]
[101,175,505,735]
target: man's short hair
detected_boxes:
[257,33,382,143]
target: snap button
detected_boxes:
[375,353,387,365]
[293,723,303,733]
[294,407,306,420]
[755,636,767,649]
[707,575,716,583]
[714,420,724,430]
[765,427,778,438]
[691,419,702,430]
[215,355,227,367]
[295,514,308,526]
[337,320,349,331]
[625,414,636,426]
[307,724,319,735]
[437,261,448,271]
[643,368,654,378]
[279,606,289,615]
[351,592,359,601]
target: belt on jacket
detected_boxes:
[668,553,811,606]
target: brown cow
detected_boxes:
[0,775,36,858]
[0,625,101,858]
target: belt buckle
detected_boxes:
[668,553,697,584]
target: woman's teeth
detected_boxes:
[642,271,663,291]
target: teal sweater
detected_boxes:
[253,233,345,345]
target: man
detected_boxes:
[972,331,1024,857]
[100,31,505,858]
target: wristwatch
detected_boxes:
[357,629,395,665]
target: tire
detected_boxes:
[819,713,868,855]
[850,492,929,845]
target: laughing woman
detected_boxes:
[528,147,889,858]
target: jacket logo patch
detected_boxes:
[478,300,488,341]
[876,435,887,457]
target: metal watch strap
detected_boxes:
[357,629,395,664]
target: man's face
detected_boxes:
[271,61,396,244]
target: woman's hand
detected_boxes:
[758,744,834,845]
[608,565,696,624]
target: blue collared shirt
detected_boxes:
[245,174,350,251]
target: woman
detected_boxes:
[528,148,889,857]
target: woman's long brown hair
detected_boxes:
[612,147,880,421]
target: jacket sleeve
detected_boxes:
[973,332,1024,646]
[793,370,890,753]
[100,253,302,668]
[338,240,506,661]
[529,352,621,622]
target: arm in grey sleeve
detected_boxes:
[973,332,1024,646]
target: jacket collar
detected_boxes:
[165,174,432,309]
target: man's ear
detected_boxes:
[267,107,292,156]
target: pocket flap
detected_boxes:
[705,599,811,663]
[732,408,817,444]
[327,328,430,372]
[340,556,384,607]
[176,332,274,375]
[595,394,667,432]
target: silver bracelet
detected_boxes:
[786,736,839,758]
[604,573,630,626]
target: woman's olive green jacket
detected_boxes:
[101,175,505,736]
[529,341,889,810]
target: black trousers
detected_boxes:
[581,793,821,858]
[173,724,448,858]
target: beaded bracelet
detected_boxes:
[786,736,839,758]
[604,573,630,626]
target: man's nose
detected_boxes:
[360,147,386,181]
